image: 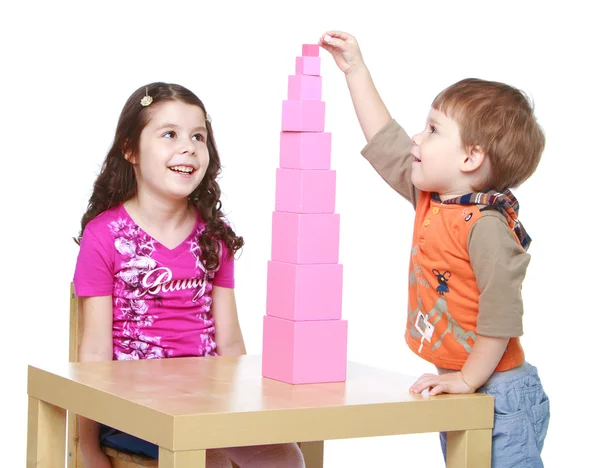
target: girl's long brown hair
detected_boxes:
[77,82,243,271]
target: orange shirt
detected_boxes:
[405,192,524,371]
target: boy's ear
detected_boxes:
[461,145,487,173]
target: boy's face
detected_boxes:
[410,108,470,199]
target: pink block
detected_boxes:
[282,100,325,132]
[262,315,347,384]
[280,132,332,170]
[288,75,322,101]
[266,261,343,321]
[302,44,320,57]
[296,56,321,76]
[271,212,340,264]
[275,168,336,214]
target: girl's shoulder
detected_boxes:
[82,204,127,240]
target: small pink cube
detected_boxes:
[266,261,343,321]
[275,168,336,214]
[296,56,321,76]
[280,132,332,170]
[288,75,322,101]
[302,44,320,57]
[271,211,340,264]
[282,100,325,132]
[262,315,348,384]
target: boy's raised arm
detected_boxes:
[319,31,392,141]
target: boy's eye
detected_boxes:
[163,131,176,139]
[429,125,437,134]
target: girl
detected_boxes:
[73,82,304,468]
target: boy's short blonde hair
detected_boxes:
[432,78,545,191]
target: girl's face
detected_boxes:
[127,100,210,203]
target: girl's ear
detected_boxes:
[122,140,136,164]
[124,151,136,164]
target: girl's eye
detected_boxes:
[429,125,437,134]
[163,131,176,139]
[192,134,205,142]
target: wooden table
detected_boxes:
[27,355,493,467]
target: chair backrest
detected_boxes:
[69,283,83,363]
[68,283,84,468]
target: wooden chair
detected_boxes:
[68,284,323,467]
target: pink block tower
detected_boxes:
[262,44,348,384]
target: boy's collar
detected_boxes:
[432,190,531,250]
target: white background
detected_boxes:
[2,0,598,466]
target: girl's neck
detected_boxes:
[124,192,193,233]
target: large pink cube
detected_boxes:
[271,212,340,264]
[302,44,320,57]
[266,261,343,321]
[280,132,332,170]
[296,56,320,76]
[282,100,325,132]
[262,315,347,384]
[288,75,322,101]
[275,168,336,214]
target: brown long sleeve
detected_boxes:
[468,211,531,337]
[360,119,419,208]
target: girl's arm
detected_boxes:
[212,286,246,356]
[78,295,114,468]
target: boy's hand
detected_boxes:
[318,31,366,75]
[409,371,476,396]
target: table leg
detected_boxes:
[66,411,82,468]
[26,396,67,468]
[446,428,492,468]
[158,448,207,468]
[298,441,324,468]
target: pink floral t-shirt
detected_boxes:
[73,204,234,360]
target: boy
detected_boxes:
[319,30,550,467]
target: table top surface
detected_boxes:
[28,355,489,416]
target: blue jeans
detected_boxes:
[440,362,550,467]
[99,424,159,459]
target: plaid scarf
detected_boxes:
[432,189,531,250]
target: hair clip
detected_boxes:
[206,113,212,124]
[140,87,153,106]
